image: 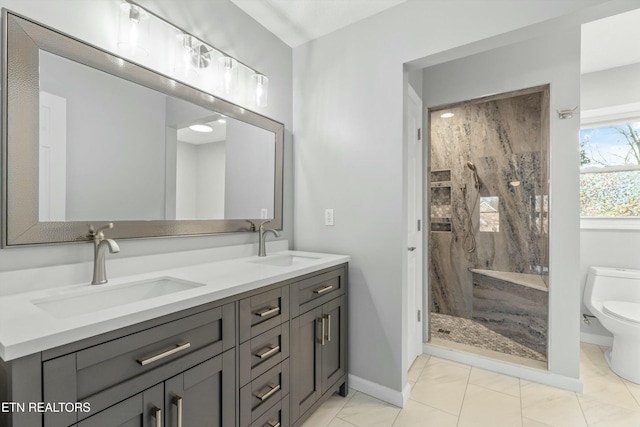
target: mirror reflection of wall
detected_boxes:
[175,122,227,220]
[38,49,275,222]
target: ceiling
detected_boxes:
[229,0,639,74]
[230,0,407,47]
[581,8,640,74]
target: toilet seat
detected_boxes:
[603,301,640,324]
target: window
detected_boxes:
[479,196,499,232]
[580,120,640,227]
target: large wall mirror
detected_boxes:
[1,11,284,246]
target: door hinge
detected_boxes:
[417,128,421,140]
[417,219,421,231]
[417,310,421,322]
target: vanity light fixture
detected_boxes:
[119,0,269,107]
[440,112,455,118]
[189,124,213,133]
[117,2,150,57]
[176,34,211,72]
[252,74,269,108]
[220,56,238,96]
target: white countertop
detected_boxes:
[0,250,349,361]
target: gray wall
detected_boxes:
[422,29,582,380]
[292,0,618,397]
[0,0,292,271]
[579,62,640,338]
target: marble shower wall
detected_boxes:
[429,87,550,318]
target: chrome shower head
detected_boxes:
[466,161,481,189]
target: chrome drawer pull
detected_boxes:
[313,285,334,294]
[319,317,326,346]
[255,306,280,317]
[325,314,331,342]
[152,407,162,427]
[137,342,191,366]
[255,383,280,401]
[267,421,281,427]
[174,396,183,427]
[255,344,280,360]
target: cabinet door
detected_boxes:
[77,383,163,427]
[290,305,322,422]
[321,295,346,394]
[164,349,235,427]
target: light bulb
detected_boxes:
[252,74,268,108]
[117,3,149,57]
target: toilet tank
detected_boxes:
[585,267,640,308]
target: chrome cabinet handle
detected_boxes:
[408,247,416,251]
[152,407,162,427]
[255,383,280,402]
[174,396,183,427]
[267,421,281,427]
[313,285,334,294]
[325,314,331,342]
[255,344,280,360]
[137,343,191,366]
[255,306,280,317]
[319,317,326,345]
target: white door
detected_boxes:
[39,91,67,221]
[406,86,423,367]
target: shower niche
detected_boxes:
[427,85,550,366]
[430,169,452,232]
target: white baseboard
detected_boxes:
[580,332,613,347]
[348,374,410,408]
[423,343,584,393]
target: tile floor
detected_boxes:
[301,343,640,427]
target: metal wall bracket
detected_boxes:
[557,107,578,119]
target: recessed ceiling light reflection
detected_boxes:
[189,124,213,132]
[440,112,455,119]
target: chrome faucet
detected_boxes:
[89,223,120,285]
[258,220,279,257]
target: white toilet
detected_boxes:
[584,266,640,384]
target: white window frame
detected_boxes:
[580,103,640,231]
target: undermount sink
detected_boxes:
[250,254,320,267]
[32,277,204,319]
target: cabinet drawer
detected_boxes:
[240,286,289,342]
[251,396,290,427]
[291,267,346,317]
[240,322,289,386]
[44,304,234,404]
[240,360,290,427]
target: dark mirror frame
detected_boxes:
[1,10,284,247]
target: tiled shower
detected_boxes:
[428,86,550,364]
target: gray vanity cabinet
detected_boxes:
[164,349,235,427]
[41,303,235,427]
[0,263,348,427]
[75,383,163,427]
[290,269,348,426]
[75,348,235,427]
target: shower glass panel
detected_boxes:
[428,86,550,366]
